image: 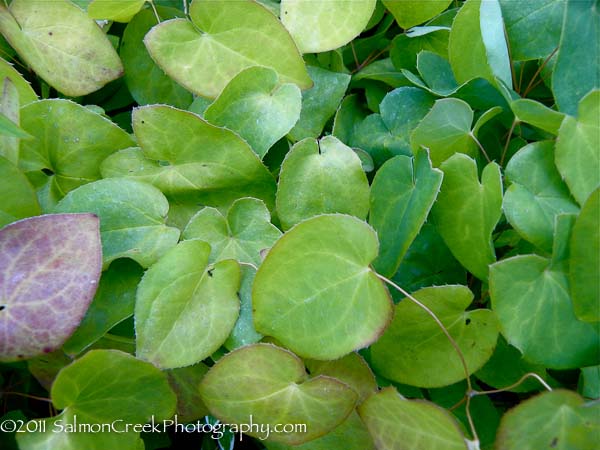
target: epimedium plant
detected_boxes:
[0,0,598,449]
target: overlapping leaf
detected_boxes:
[253,215,393,360]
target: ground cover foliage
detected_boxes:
[0,0,598,449]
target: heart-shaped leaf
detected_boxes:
[369,285,499,387]
[19,99,136,210]
[0,214,101,361]
[551,1,599,115]
[204,66,301,158]
[0,156,40,227]
[510,99,565,135]
[135,240,240,369]
[120,7,192,108]
[54,178,180,269]
[410,98,478,167]
[503,141,579,252]
[0,0,123,96]
[496,390,600,450]
[500,0,564,61]
[383,0,453,29]
[253,214,393,360]
[569,188,600,322]
[449,0,512,88]
[358,387,468,450]
[276,136,370,230]
[101,105,277,210]
[183,198,281,266]
[288,66,350,141]
[199,343,358,445]
[555,90,600,206]
[490,215,600,368]
[431,154,502,281]
[144,0,311,98]
[281,0,376,53]
[370,148,443,277]
[353,86,435,167]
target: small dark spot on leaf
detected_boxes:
[17,354,23,359]
[43,347,52,353]
[0,305,5,311]
[465,318,471,325]
[207,269,214,277]
[550,437,558,447]
[41,168,54,176]
[141,120,145,124]
[48,31,53,36]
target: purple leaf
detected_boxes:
[0,214,102,361]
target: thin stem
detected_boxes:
[350,42,360,71]
[103,333,135,345]
[1,391,52,403]
[148,0,161,24]
[473,372,552,396]
[517,60,525,94]
[376,273,480,443]
[182,0,188,15]
[375,274,473,393]
[449,396,467,411]
[521,47,559,98]
[470,133,491,163]
[500,119,518,166]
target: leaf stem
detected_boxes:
[472,372,552,396]
[470,133,491,163]
[1,391,52,403]
[500,118,518,166]
[375,273,480,444]
[148,0,161,24]
[521,47,559,99]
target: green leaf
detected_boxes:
[358,387,468,450]
[276,136,370,230]
[369,285,498,387]
[281,0,376,53]
[204,66,301,158]
[353,58,410,88]
[448,0,512,88]
[101,105,277,210]
[88,0,146,22]
[63,259,143,356]
[0,156,41,227]
[332,93,370,145]
[51,349,175,422]
[120,7,192,109]
[54,178,180,269]
[353,86,435,167]
[552,0,599,116]
[305,352,377,403]
[0,214,101,361]
[382,0,453,29]
[0,79,31,166]
[475,336,549,393]
[392,223,466,294]
[416,51,458,95]
[19,99,136,210]
[265,411,375,450]
[0,57,38,106]
[0,0,123,96]
[569,188,600,322]
[253,215,393,360]
[555,90,600,206]
[496,390,600,450]
[490,215,600,368]
[16,410,144,450]
[199,343,358,445]
[135,240,240,369]
[369,149,443,277]
[431,154,503,280]
[390,28,449,72]
[183,198,281,266]
[410,98,478,167]
[224,265,263,350]
[580,366,600,400]
[499,0,564,61]
[510,99,565,135]
[288,66,350,141]
[144,0,311,98]
[166,363,210,422]
[503,141,579,252]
